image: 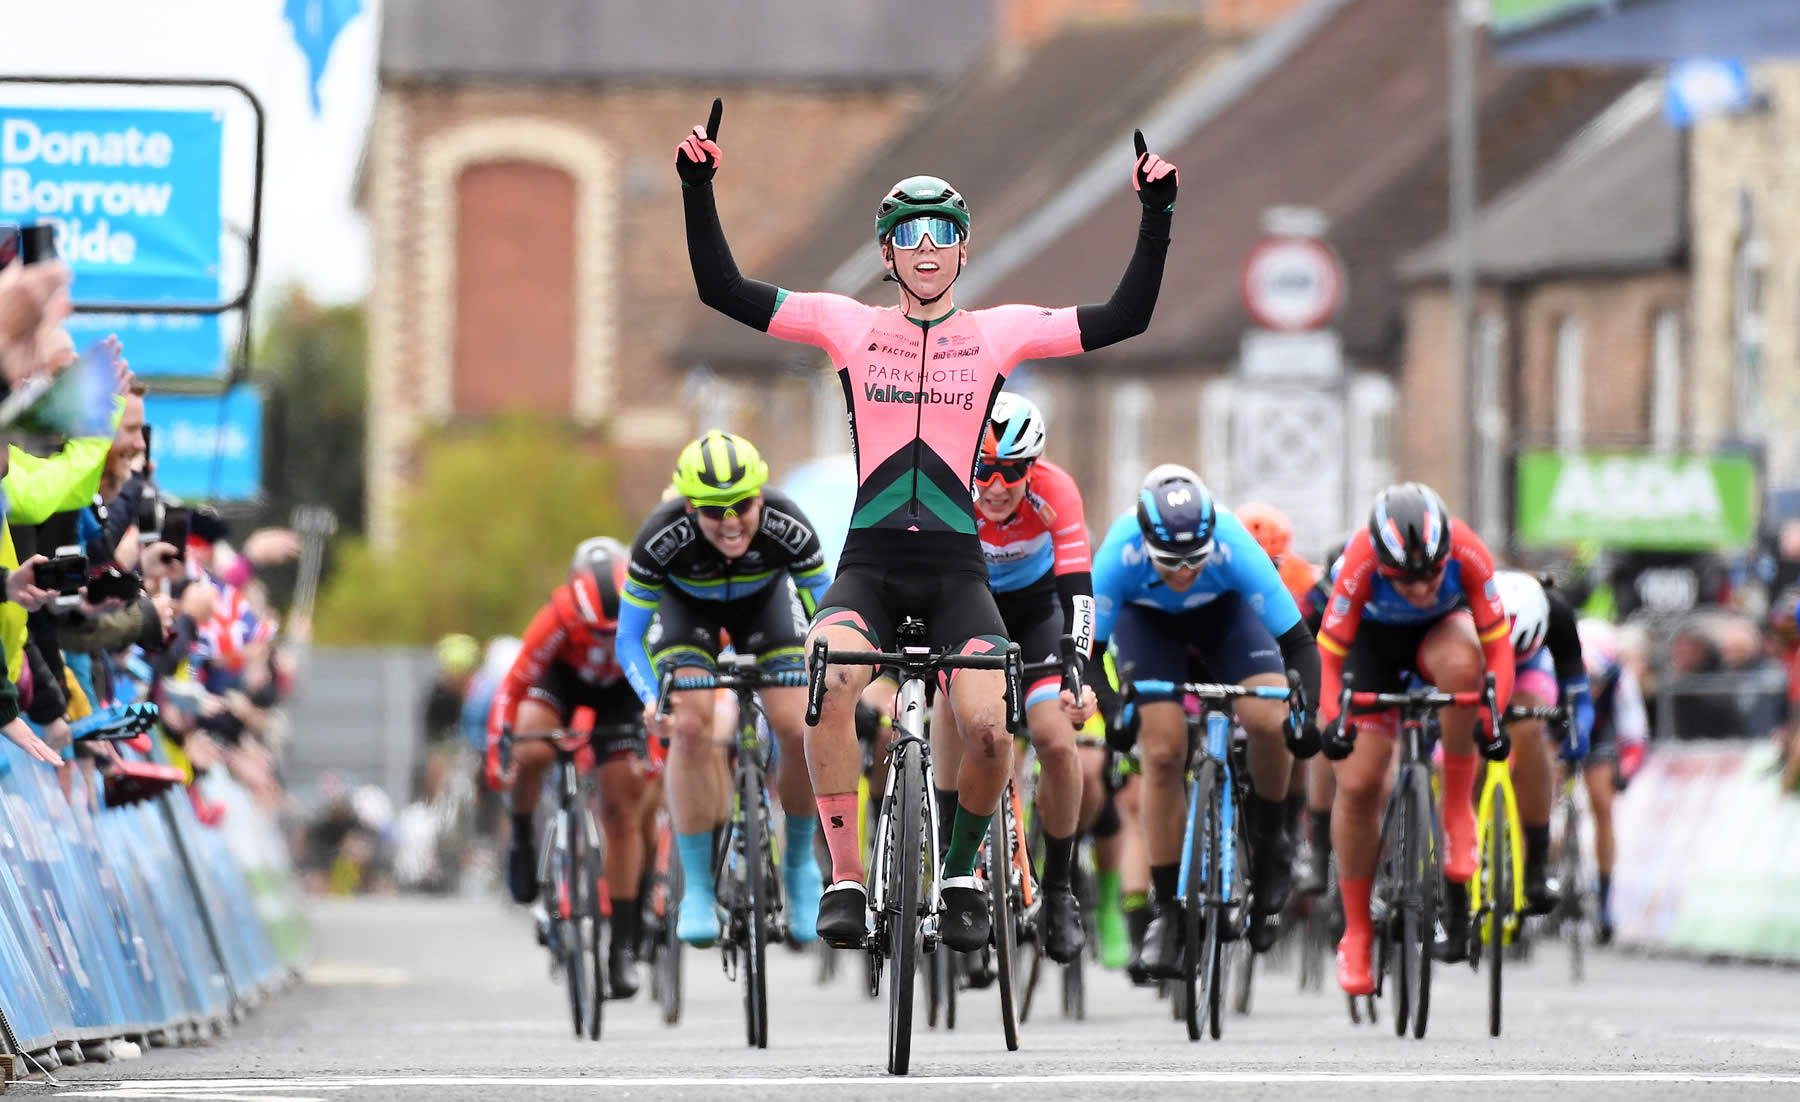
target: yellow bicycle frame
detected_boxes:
[1469,759,1529,945]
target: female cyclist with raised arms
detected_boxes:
[678,98,1178,950]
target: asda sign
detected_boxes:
[1514,449,1759,551]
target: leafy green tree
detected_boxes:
[251,287,367,537]
[314,414,631,644]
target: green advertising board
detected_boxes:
[1488,0,1608,36]
[1514,449,1759,550]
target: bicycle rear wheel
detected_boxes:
[1560,797,1584,984]
[887,749,925,1076]
[989,803,1020,1052]
[1182,760,1218,1042]
[740,762,770,1050]
[1485,794,1509,1037]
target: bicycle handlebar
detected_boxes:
[1019,634,1083,700]
[655,663,807,717]
[1346,688,1486,709]
[804,637,1024,732]
[497,723,644,770]
[1503,704,1566,724]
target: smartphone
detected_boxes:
[36,551,90,596]
[19,223,56,265]
[0,224,18,268]
[137,486,162,544]
[161,505,189,560]
[84,568,143,604]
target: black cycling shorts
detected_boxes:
[995,587,1065,708]
[1340,609,1471,714]
[812,562,1008,675]
[649,577,810,676]
[524,664,644,760]
[1109,593,1284,706]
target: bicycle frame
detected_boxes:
[869,672,947,944]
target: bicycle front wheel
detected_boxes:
[1560,797,1584,984]
[1400,767,1436,1040]
[1182,760,1219,1042]
[886,749,925,1076]
[989,803,1020,1052]
[740,763,770,1050]
[1485,792,1509,1037]
[559,811,599,1040]
[657,841,684,1026]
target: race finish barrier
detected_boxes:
[0,732,306,1070]
[1612,738,1800,962]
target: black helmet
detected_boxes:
[1367,483,1451,579]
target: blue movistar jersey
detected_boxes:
[1091,508,1302,646]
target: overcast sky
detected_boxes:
[0,0,380,309]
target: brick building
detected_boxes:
[1688,64,1800,494]
[1397,82,1685,544]
[358,0,1001,547]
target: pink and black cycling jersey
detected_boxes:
[765,292,1082,567]
[682,174,1173,588]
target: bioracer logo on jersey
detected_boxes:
[863,383,976,411]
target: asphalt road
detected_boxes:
[26,895,1800,1101]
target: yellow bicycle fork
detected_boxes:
[1469,760,1529,945]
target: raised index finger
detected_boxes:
[706,97,723,142]
[1133,129,1147,159]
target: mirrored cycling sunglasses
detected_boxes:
[888,216,963,251]
[1147,542,1212,571]
[974,456,1034,488]
[1377,562,1444,584]
[691,494,757,521]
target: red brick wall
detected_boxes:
[452,161,577,415]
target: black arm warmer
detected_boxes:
[1054,570,1094,668]
[1075,206,1173,351]
[1544,590,1585,684]
[1277,621,1322,718]
[684,182,780,331]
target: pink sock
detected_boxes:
[816,792,864,885]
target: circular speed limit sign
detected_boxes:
[1241,236,1344,332]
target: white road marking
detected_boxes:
[54,1073,1800,1092]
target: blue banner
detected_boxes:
[143,387,263,501]
[0,106,226,376]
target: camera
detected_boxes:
[84,567,142,604]
[38,546,89,600]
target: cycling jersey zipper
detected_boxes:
[907,320,928,519]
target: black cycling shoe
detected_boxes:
[1139,903,1185,979]
[608,945,640,999]
[1125,906,1154,986]
[1247,910,1279,954]
[1435,880,1471,963]
[1040,884,1085,964]
[506,833,539,905]
[816,881,869,949]
[1596,919,1615,947]
[1524,860,1561,917]
[1251,830,1294,917]
[939,876,991,953]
